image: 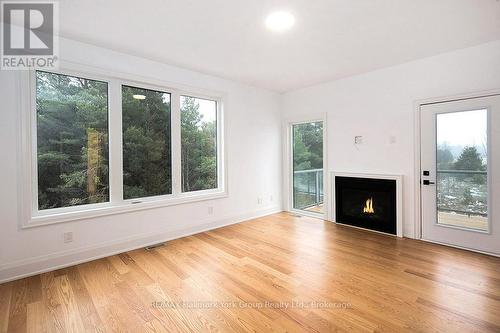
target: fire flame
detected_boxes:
[363,198,375,214]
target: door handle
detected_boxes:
[422,180,435,185]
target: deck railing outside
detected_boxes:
[293,168,323,210]
[436,170,487,217]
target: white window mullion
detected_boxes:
[29,70,39,215]
[217,100,225,190]
[109,79,123,204]
[171,91,182,195]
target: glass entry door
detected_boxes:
[420,95,500,255]
[291,121,324,215]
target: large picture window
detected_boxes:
[180,96,218,192]
[29,69,224,225]
[122,85,172,199]
[36,71,109,210]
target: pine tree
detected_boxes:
[37,71,109,209]
[180,97,217,192]
[454,146,484,171]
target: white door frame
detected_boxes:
[282,113,328,219]
[413,88,500,245]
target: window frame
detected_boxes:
[120,82,174,202]
[30,68,114,218]
[179,94,220,194]
[20,65,227,228]
[289,119,326,219]
[176,90,225,199]
[282,113,328,220]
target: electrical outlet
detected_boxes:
[208,206,214,215]
[63,232,73,243]
[389,135,397,144]
[258,197,263,204]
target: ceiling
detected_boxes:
[58,0,500,92]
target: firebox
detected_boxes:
[335,176,397,235]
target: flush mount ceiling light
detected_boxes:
[265,11,295,32]
[133,94,146,100]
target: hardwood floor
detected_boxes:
[1,212,500,332]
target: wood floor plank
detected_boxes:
[40,272,67,333]
[77,258,142,332]
[405,268,500,301]
[64,266,105,333]
[26,301,45,333]
[7,279,29,333]
[0,282,13,333]
[56,274,87,332]
[1,212,500,332]
[416,297,500,333]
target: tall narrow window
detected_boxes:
[292,121,324,214]
[180,96,218,192]
[122,86,172,199]
[36,71,109,210]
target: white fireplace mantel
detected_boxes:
[331,172,403,237]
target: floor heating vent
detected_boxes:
[145,242,166,251]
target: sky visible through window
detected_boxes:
[437,109,487,157]
[195,97,216,123]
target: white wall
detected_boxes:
[283,40,500,238]
[0,38,283,282]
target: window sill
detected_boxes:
[23,190,228,229]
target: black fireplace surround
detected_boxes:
[335,176,397,235]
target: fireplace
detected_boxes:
[334,175,398,235]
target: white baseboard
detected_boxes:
[0,207,282,283]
